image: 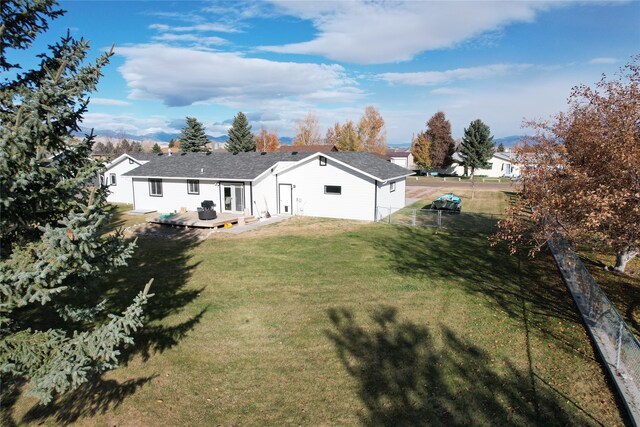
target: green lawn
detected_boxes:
[6,212,624,425]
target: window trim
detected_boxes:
[390,181,396,192]
[324,185,341,195]
[149,178,163,197]
[187,179,200,195]
[129,158,135,164]
[319,156,327,166]
[109,173,117,186]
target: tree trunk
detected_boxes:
[470,168,475,200]
[614,246,638,273]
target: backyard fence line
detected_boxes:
[548,236,640,426]
[375,206,507,232]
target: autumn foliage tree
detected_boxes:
[425,111,455,168]
[293,112,322,146]
[357,105,387,154]
[255,128,280,152]
[495,57,640,272]
[334,120,363,151]
[411,132,432,171]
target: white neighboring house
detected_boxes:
[386,151,416,170]
[103,153,159,204]
[449,151,520,178]
[121,151,412,222]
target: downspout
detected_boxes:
[131,178,136,209]
[374,180,378,221]
[249,182,253,216]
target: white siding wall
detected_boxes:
[105,158,142,204]
[375,179,406,220]
[252,173,278,217]
[452,155,518,178]
[390,156,408,168]
[277,157,377,221]
[131,178,220,213]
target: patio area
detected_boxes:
[146,211,255,229]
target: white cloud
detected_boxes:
[149,22,239,33]
[379,64,532,86]
[588,57,618,65]
[116,44,362,107]
[152,33,228,46]
[430,87,468,96]
[261,1,559,64]
[90,98,130,106]
[81,113,178,135]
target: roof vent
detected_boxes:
[206,152,211,155]
[181,152,186,156]
[233,152,238,155]
[291,151,298,155]
[200,168,204,174]
[260,152,267,155]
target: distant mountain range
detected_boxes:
[77,128,294,145]
[78,128,523,149]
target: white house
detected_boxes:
[103,153,159,204]
[120,151,412,222]
[386,151,416,170]
[448,152,520,178]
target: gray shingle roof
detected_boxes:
[326,152,413,180]
[123,152,313,180]
[123,151,412,181]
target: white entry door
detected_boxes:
[222,183,244,213]
[279,184,292,214]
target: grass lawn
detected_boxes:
[5,203,625,425]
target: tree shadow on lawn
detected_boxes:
[326,306,604,426]
[12,230,208,424]
[21,375,157,425]
[370,225,583,335]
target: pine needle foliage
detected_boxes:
[0,0,151,404]
[179,116,210,152]
[460,119,495,179]
[226,112,256,153]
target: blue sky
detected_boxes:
[14,0,640,143]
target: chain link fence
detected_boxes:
[376,206,506,233]
[548,236,640,425]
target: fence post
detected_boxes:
[616,320,623,370]
[412,209,416,226]
[388,208,391,224]
[437,210,442,228]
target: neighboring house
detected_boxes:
[386,151,416,170]
[279,144,338,153]
[448,152,520,178]
[121,151,412,221]
[103,153,161,204]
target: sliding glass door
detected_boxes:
[222,183,244,213]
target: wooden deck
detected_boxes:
[146,212,254,229]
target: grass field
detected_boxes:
[5,199,625,425]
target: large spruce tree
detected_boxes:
[179,116,210,152]
[0,0,151,404]
[425,111,455,168]
[226,112,256,153]
[460,119,495,179]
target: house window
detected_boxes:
[149,179,163,197]
[390,182,396,192]
[110,173,116,186]
[319,156,327,166]
[187,179,200,195]
[324,185,341,195]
